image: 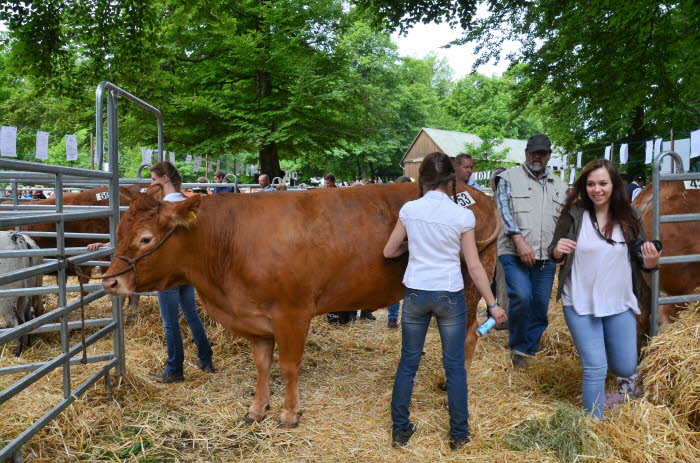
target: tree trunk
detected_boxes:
[259,142,282,179]
[626,106,647,178]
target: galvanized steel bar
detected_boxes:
[0,359,117,462]
[0,283,103,297]
[0,353,113,376]
[0,290,105,345]
[658,254,700,265]
[0,322,116,406]
[0,209,113,227]
[659,213,700,224]
[13,231,110,240]
[659,172,700,182]
[659,294,700,305]
[0,247,108,258]
[0,318,111,337]
[0,159,112,179]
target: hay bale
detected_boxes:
[591,400,700,463]
[639,302,700,429]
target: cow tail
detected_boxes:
[475,203,501,251]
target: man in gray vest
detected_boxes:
[495,134,567,369]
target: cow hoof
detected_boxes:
[277,421,299,429]
[243,413,264,424]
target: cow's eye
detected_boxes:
[140,237,152,245]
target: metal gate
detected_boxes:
[0,82,163,462]
[649,151,700,336]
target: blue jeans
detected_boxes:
[387,301,401,320]
[499,255,556,355]
[391,288,469,439]
[563,306,637,418]
[157,285,213,375]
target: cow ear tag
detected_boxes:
[186,211,197,224]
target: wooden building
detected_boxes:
[401,128,529,180]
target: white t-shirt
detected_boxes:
[561,210,640,316]
[400,190,475,292]
[163,192,186,203]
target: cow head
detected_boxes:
[102,192,201,295]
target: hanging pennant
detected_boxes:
[604,145,611,161]
[216,160,220,172]
[619,144,628,164]
[186,154,192,164]
[34,131,49,160]
[141,148,152,165]
[65,135,78,161]
[194,156,201,173]
[645,141,653,164]
[576,151,582,168]
[569,167,576,185]
[653,138,662,157]
[0,126,17,157]
[169,151,175,163]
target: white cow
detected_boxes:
[0,231,44,355]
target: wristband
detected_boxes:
[487,301,498,310]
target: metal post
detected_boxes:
[107,91,126,377]
[55,173,71,398]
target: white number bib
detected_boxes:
[452,191,476,208]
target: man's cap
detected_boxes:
[526,134,552,152]
[633,175,645,182]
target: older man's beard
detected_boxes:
[525,159,546,174]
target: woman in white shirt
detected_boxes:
[88,162,216,383]
[549,159,660,418]
[383,152,506,450]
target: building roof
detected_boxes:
[401,128,529,164]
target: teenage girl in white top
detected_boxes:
[383,152,506,450]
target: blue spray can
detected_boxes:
[476,317,497,337]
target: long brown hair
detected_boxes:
[418,152,457,203]
[150,161,182,192]
[561,158,639,239]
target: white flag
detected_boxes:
[0,126,17,157]
[569,167,576,185]
[645,141,653,164]
[35,131,49,160]
[185,154,192,163]
[619,144,628,164]
[65,135,78,161]
[691,129,700,159]
[194,156,201,173]
[576,151,582,168]
[216,160,220,172]
[604,145,611,161]
[653,138,662,157]
[141,148,152,165]
[169,151,175,163]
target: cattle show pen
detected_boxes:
[1,84,699,462]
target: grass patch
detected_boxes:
[503,404,604,462]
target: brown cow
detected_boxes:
[101,183,500,427]
[633,181,700,337]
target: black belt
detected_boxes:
[534,259,549,268]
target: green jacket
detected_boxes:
[546,204,653,303]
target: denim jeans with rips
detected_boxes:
[157,285,213,376]
[391,288,469,440]
[563,306,637,418]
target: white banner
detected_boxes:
[141,148,152,165]
[604,145,611,161]
[216,160,220,172]
[35,131,49,160]
[645,140,653,164]
[65,135,78,161]
[0,126,17,157]
[619,143,628,164]
[653,138,662,158]
[185,154,192,163]
[169,151,175,163]
[576,151,582,168]
[569,167,576,185]
[194,156,201,173]
[691,129,700,159]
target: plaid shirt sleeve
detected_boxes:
[495,178,521,235]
